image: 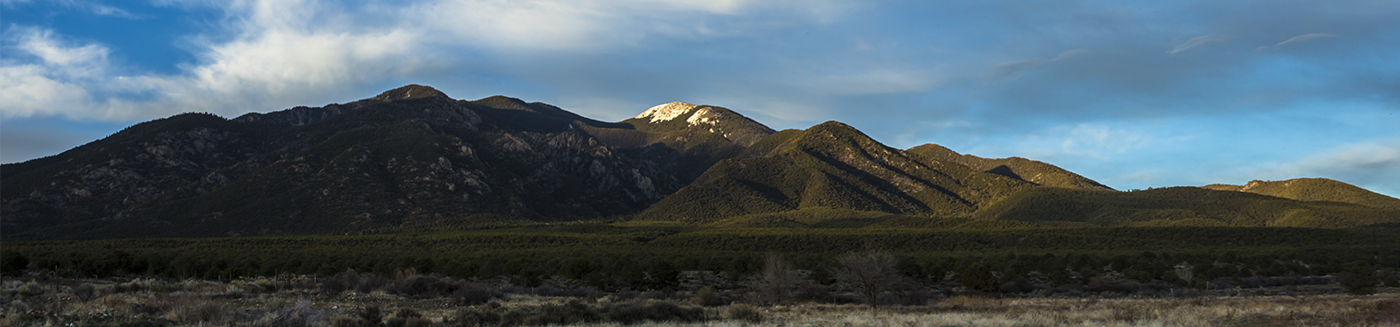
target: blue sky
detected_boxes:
[2,0,1398,197]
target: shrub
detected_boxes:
[385,307,423,327]
[722,304,762,323]
[452,283,501,305]
[495,299,602,326]
[690,286,724,307]
[960,263,998,293]
[1,252,27,276]
[1381,272,1400,288]
[829,250,905,310]
[17,281,45,297]
[255,301,321,327]
[71,283,97,301]
[452,307,501,327]
[166,298,227,323]
[358,306,384,326]
[1340,261,1378,295]
[748,253,803,305]
[602,300,705,324]
[1087,276,1145,294]
[226,285,245,298]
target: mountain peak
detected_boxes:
[635,102,699,123]
[373,84,449,101]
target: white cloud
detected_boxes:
[1257,33,1335,50]
[1263,138,1400,186]
[1167,35,1220,55]
[1000,123,1194,161]
[0,27,105,118]
[0,65,97,118]
[1217,138,1400,197]
[12,28,108,68]
[0,0,844,122]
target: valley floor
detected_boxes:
[3,277,1398,327]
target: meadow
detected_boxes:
[5,224,1400,326]
[2,275,1398,326]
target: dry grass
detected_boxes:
[2,277,1398,326]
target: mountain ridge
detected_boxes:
[4,84,1397,240]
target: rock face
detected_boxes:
[0,85,699,239]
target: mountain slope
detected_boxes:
[1,85,678,239]
[1202,178,1400,210]
[635,121,1036,223]
[579,102,776,184]
[6,84,1398,240]
[907,144,1112,190]
[974,186,1400,228]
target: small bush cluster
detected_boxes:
[444,299,705,326]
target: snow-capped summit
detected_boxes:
[635,102,699,123]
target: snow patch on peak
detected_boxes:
[636,102,699,123]
[686,107,722,126]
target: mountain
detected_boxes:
[579,102,775,183]
[1202,178,1400,210]
[5,84,1398,240]
[906,144,1112,191]
[0,85,703,239]
[635,121,1038,223]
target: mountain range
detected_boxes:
[4,85,1398,240]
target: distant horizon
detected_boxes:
[3,1,1397,198]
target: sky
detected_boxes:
[2,0,1398,197]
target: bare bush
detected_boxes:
[722,303,763,322]
[254,300,322,327]
[748,253,804,305]
[829,250,905,310]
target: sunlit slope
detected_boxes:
[974,186,1400,228]
[637,121,1036,222]
[1203,178,1400,210]
[907,144,1112,191]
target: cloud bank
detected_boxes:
[2,0,1398,197]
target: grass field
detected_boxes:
[6,224,1400,325]
[2,276,1399,326]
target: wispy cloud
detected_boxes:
[1257,33,1335,50]
[6,0,147,18]
[11,27,109,67]
[985,49,1088,83]
[1167,35,1221,55]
